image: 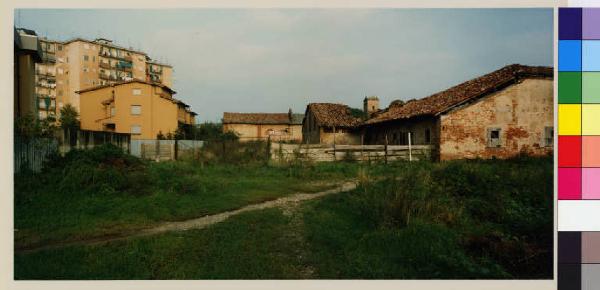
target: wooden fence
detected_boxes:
[270,143,433,163]
[14,137,58,173]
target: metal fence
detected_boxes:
[14,137,58,173]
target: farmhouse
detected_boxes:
[222,110,304,142]
[302,103,362,145]
[362,64,554,160]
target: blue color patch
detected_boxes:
[583,41,600,71]
[560,40,582,72]
[558,40,581,71]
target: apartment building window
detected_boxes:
[83,55,89,61]
[110,107,116,116]
[132,88,142,95]
[57,45,62,51]
[131,125,142,135]
[58,90,63,96]
[93,56,96,62]
[131,105,142,115]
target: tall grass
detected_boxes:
[302,157,553,279]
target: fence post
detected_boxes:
[267,135,271,162]
[361,132,364,162]
[408,132,412,162]
[174,139,179,160]
[333,125,336,161]
[384,134,388,164]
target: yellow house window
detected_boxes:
[131,125,141,135]
[131,105,141,115]
[132,88,142,95]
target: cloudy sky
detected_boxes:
[17,9,553,122]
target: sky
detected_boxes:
[16,9,553,122]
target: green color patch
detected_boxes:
[559,72,582,104]
[583,72,600,103]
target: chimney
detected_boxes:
[288,108,293,122]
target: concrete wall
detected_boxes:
[79,82,179,140]
[16,54,38,118]
[224,123,303,142]
[271,143,432,163]
[319,129,361,145]
[439,78,553,160]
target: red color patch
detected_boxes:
[559,136,582,167]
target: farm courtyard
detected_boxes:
[14,144,553,279]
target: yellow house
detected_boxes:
[78,79,195,140]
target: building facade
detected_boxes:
[223,111,304,142]
[78,80,195,140]
[302,103,362,145]
[362,64,554,160]
[33,36,173,119]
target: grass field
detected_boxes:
[14,145,361,250]
[14,149,553,279]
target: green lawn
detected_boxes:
[15,155,553,279]
[14,145,362,250]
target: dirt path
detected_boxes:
[17,181,358,253]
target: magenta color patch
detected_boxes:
[583,168,600,199]
[559,168,582,200]
[583,9,600,40]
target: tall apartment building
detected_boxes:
[36,38,59,119]
[34,36,173,119]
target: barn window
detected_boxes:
[544,126,554,147]
[487,128,502,148]
[425,129,431,144]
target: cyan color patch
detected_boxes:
[583,41,600,71]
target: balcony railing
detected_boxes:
[99,62,112,69]
[99,74,117,81]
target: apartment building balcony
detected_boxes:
[99,62,112,69]
[43,53,56,63]
[38,96,56,110]
[99,74,117,81]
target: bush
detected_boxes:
[22,144,153,197]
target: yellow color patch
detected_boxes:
[583,104,600,135]
[559,104,581,135]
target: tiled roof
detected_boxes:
[223,112,304,125]
[306,103,362,128]
[364,64,553,125]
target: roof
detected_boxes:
[364,64,553,125]
[305,103,362,128]
[75,79,176,94]
[223,112,304,125]
[63,37,147,56]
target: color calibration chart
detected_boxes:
[558,7,600,290]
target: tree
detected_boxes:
[59,104,80,131]
[14,113,58,139]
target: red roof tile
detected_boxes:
[364,64,553,125]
